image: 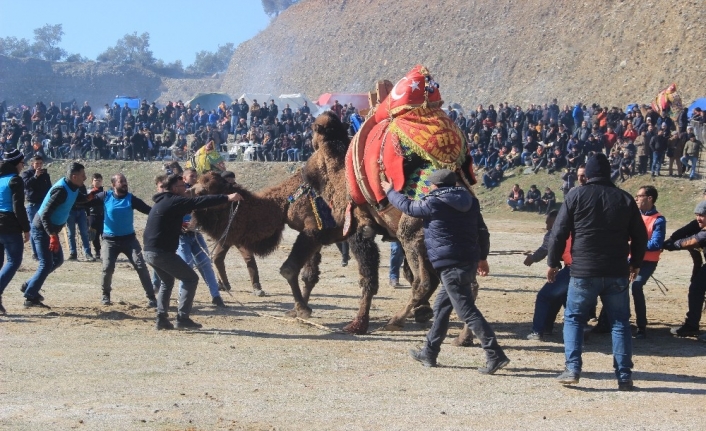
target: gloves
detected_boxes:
[662,239,677,251]
[49,235,61,253]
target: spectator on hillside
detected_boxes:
[525,185,541,212]
[681,133,703,180]
[482,164,503,189]
[538,187,556,215]
[507,184,525,211]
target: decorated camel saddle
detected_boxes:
[346,65,476,235]
[651,83,683,117]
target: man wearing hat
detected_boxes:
[547,153,647,390]
[680,132,703,180]
[0,150,30,314]
[662,200,706,341]
[381,169,510,375]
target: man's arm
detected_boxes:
[385,189,433,219]
[477,210,490,260]
[646,216,666,251]
[668,220,701,242]
[40,187,68,234]
[627,201,648,268]
[671,230,706,250]
[10,176,30,232]
[547,200,572,268]
[130,195,152,215]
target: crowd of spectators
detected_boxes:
[0,97,364,164]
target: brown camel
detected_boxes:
[192,112,381,334]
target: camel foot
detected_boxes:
[450,335,474,347]
[343,315,369,334]
[295,304,313,319]
[413,305,434,323]
[284,308,298,318]
[380,323,405,331]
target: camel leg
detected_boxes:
[300,249,322,303]
[280,232,319,318]
[342,231,380,334]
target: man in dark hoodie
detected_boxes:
[548,153,646,391]
[381,169,509,375]
[143,174,241,330]
[0,150,30,314]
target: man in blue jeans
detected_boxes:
[389,241,404,288]
[66,195,94,261]
[22,163,95,308]
[382,169,509,375]
[0,149,30,314]
[548,153,646,391]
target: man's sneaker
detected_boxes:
[24,298,51,309]
[218,281,231,292]
[175,316,203,330]
[526,331,543,341]
[634,328,647,339]
[156,313,174,330]
[389,278,401,288]
[68,254,78,261]
[478,357,510,375]
[670,324,700,337]
[341,258,349,267]
[147,297,158,308]
[85,254,95,262]
[212,296,227,308]
[252,283,266,297]
[409,347,437,367]
[101,294,111,305]
[556,368,580,385]
[618,380,634,391]
[0,296,6,315]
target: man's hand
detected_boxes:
[49,234,60,253]
[477,260,489,276]
[629,265,639,283]
[227,192,243,202]
[87,188,100,201]
[547,267,559,283]
[662,239,677,251]
[23,231,30,243]
[380,177,393,193]
[523,255,534,267]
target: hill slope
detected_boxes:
[222,0,706,108]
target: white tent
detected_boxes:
[237,93,276,107]
[278,93,315,113]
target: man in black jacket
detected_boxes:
[143,174,241,330]
[548,153,646,390]
[382,169,509,375]
[22,155,51,260]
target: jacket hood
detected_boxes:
[152,192,173,203]
[431,187,473,212]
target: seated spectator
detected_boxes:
[525,185,541,212]
[546,146,566,173]
[619,149,635,182]
[566,146,584,169]
[538,187,556,215]
[505,146,522,169]
[507,183,525,211]
[531,145,548,173]
[482,164,503,188]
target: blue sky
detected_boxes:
[0,0,271,65]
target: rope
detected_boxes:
[208,200,240,260]
[487,250,532,256]
[650,275,668,296]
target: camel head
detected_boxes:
[192,171,252,199]
[312,111,350,158]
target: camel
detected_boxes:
[192,112,382,334]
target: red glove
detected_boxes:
[49,235,60,253]
[87,188,100,201]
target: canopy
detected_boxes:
[113,96,140,110]
[626,103,639,113]
[687,98,706,118]
[315,93,370,111]
[186,93,232,111]
[236,93,275,107]
[278,93,314,112]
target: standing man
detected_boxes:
[22,163,95,308]
[548,153,646,391]
[143,174,241,330]
[382,169,510,374]
[663,201,706,340]
[631,186,665,339]
[21,155,51,260]
[89,173,156,307]
[0,150,30,314]
[388,241,404,288]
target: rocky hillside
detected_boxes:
[222,0,706,108]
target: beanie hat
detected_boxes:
[3,149,24,166]
[694,201,706,215]
[584,153,611,179]
[428,169,457,187]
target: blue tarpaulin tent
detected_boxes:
[687,98,706,118]
[113,96,140,110]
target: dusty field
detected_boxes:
[1,217,705,431]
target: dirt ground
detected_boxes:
[1,217,705,431]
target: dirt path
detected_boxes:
[1,219,705,430]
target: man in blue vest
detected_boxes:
[88,173,155,307]
[0,149,30,315]
[22,162,94,308]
